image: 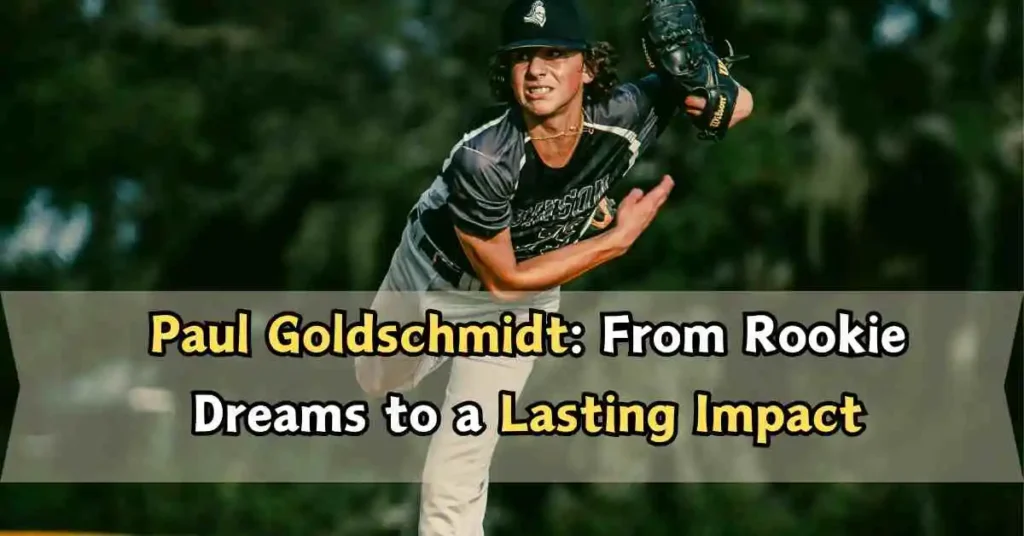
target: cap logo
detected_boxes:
[523,0,547,27]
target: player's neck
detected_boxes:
[524,102,585,169]
[524,101,584,141]
[522,98,586,169]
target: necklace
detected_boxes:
[530,114,586,141]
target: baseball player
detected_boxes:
[356,0,753,533]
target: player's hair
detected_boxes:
[488,41,620,106]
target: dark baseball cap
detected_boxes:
[497,0,592,53]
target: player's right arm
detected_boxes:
[446,147,673,301]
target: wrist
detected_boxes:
[599,228,630,258]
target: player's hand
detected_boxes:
[685,89,754,123]
[685,95,707,117]
[609,175,674,253]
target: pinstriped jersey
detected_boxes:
[412,73,680,278]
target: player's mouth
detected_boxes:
[525,86,554,99]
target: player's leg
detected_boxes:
[354,275,429,397]
[417,352,537,536]
[354,222,445,397]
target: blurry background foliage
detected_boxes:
[0,0,1020,534]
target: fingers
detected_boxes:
[654,174,675,193]
[646,176,674,220]
[685,95,707,114]
[619,188,643,209]
[619,177,673,226]
[641,175,674,206]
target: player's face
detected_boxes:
[509,47,593,117]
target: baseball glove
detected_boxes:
[641,0,747,141]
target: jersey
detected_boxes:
[409,73,680,283]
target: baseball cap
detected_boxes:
[497,0,592,53]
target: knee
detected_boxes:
[355,359,419,399]
[357,381,387,400]
[355,376,393,400]
[354,361,388,399]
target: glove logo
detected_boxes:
[709,95,727,128]
[717,59,729,76]
[523,0,547,27]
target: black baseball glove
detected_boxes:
[641,0,747,141]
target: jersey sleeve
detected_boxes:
[443,146,515,239]
[610,73,682,151]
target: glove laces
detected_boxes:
[694,14,749,67]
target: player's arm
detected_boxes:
[623,73,752,138]
[446,148,672,301]
[456,226,626,301]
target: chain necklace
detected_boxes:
[529,114,586,141]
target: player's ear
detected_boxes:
[582,62,595,84]
[580,47,597,84]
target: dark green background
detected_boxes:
[0,0,1021,533]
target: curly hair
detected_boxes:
[488,41,620,106]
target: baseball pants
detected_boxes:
[355,220,558,536]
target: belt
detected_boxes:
[408,209,473,290]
